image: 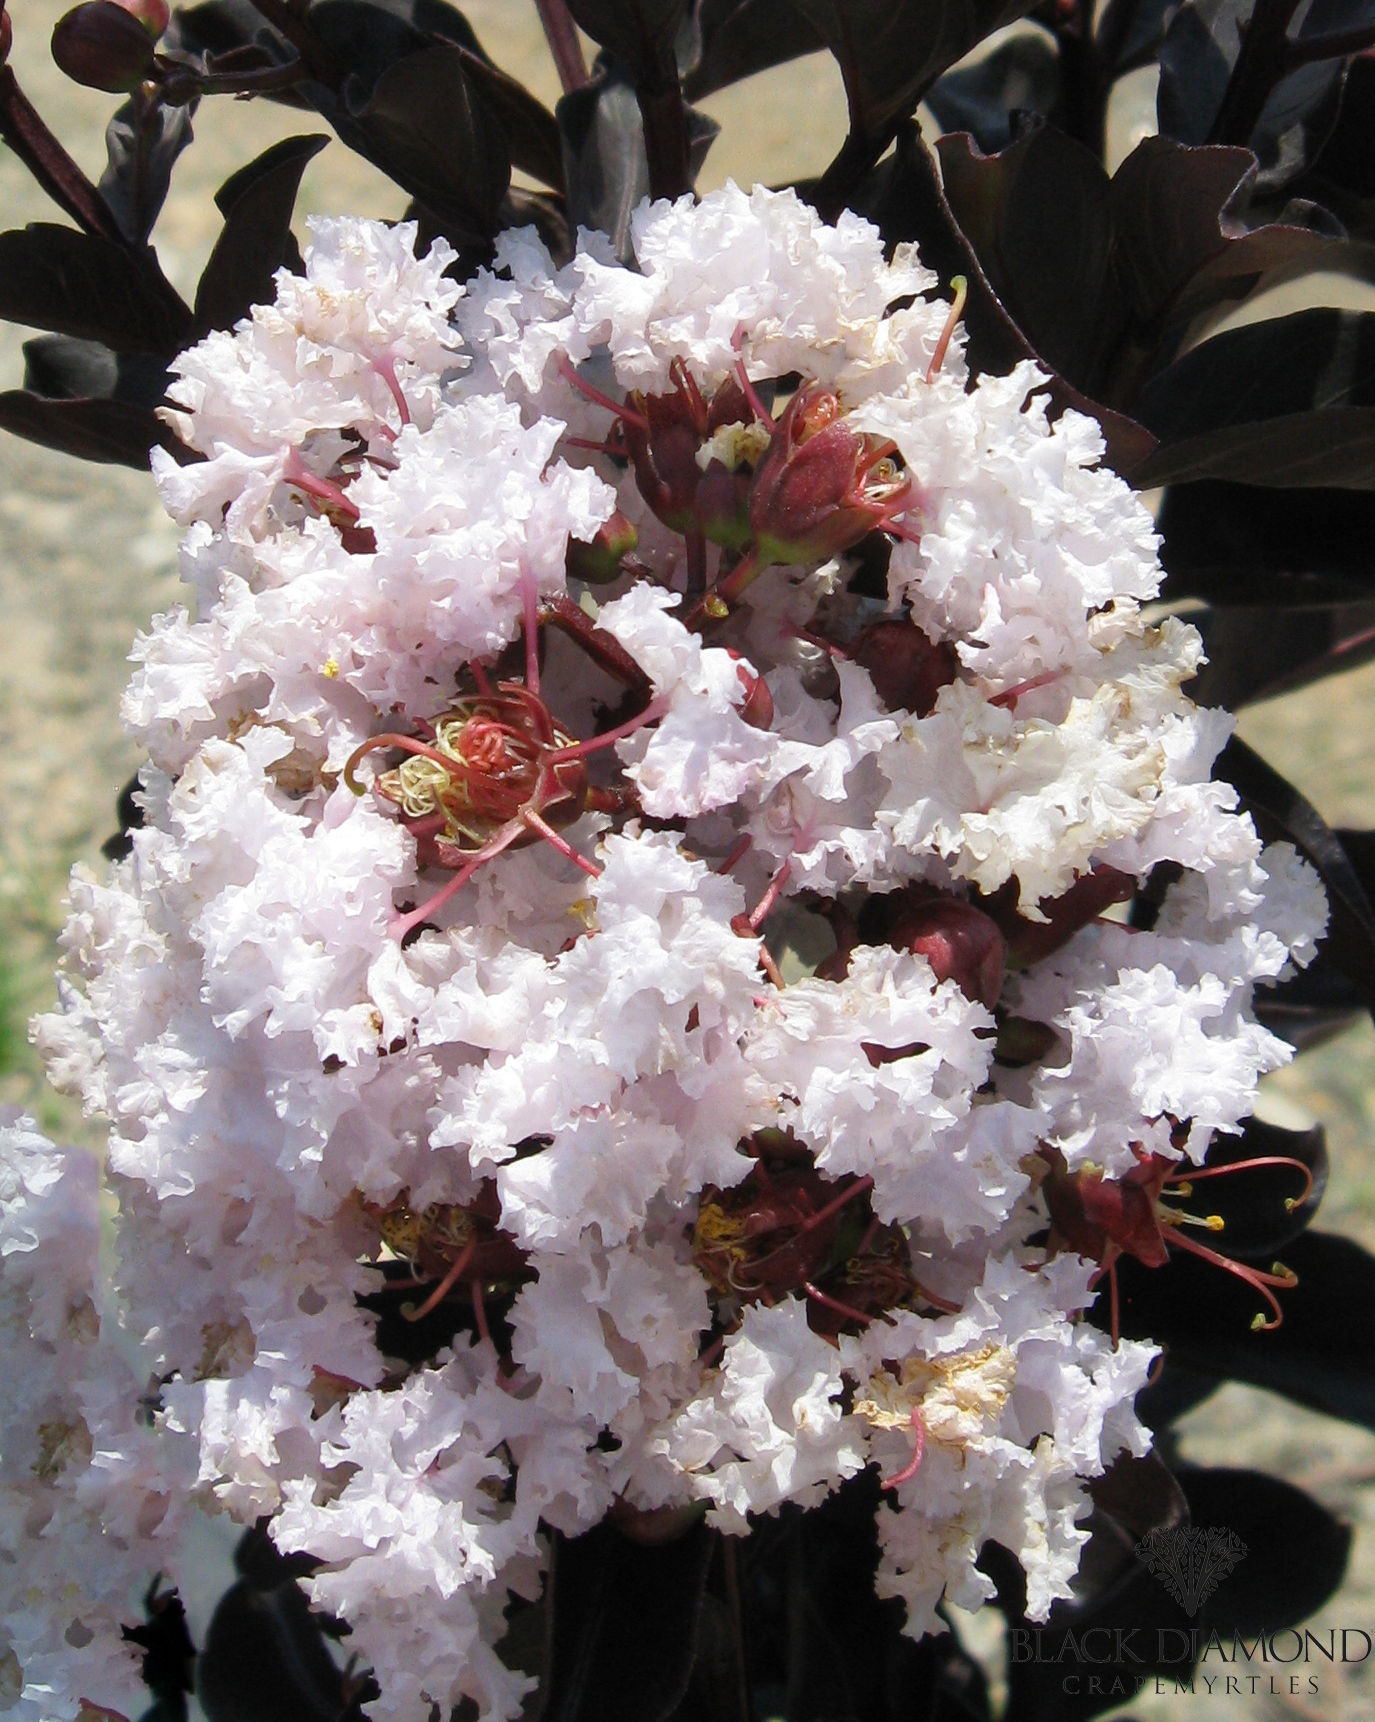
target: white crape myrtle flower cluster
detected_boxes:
[6,186,1327,1720]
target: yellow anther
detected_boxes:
[322,657,340,678]
[704,594,730,619]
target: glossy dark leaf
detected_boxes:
[326,43,512,241]
[1176,1466,1352,1632]
[541,1517,715,1722]
[98,95,197,246]
[924,29,1060,152]
[1136,406,1375,485]
[1253,957,1367,1051]
[1297,53,1375,239]
[198,1528,367,1722]
[452,46,564,190]
[0,223,190,353]
[162,0,289,58]
[1189,597,1375,707]
[194,134,329,334]
[1158,481,1375,602]
[1109,136,1357,341]
[1135,306,1375,474]
[937,124,1119,389]
[124,1582,195,1720]
[793,0,1040,142]
[566,0,688,83]
[1113,1230,1375,1431]
[739,1472,992,1722]
[22,334,169,405]
[683,0,824,100]
[1158,0,1349,191]
[558,65,717,260]
[1217,735,1375,1009]
[1187,1116,1327,1258]
[0,388,180,466]
[855,125,1155,473]
[1071,1451,1190,1614]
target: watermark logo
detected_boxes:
[1135,1526,1249,1616]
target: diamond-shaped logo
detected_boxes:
[1135,1526,1248,1616]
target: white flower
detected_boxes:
[25,193,1328,1720]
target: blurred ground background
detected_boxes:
[2,3,1374,1716]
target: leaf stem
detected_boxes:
[535,0,589,94]
[0,65,124,242]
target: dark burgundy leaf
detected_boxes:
[558,65,717,260]
[197,1529,367,1722]
[541,1517,715,1722]
[794,0,1042,144]
[0,222,189,352]
[1070,1452,1189,1615]
[22,333,168,404]
[565,0,688,84]
[1253,957,1366,1051]
[194,134,328,333]
[855,126,1155,472]
[0,387,182,466]
[1176,1466,1352,1632]
[937,123,1119,389]
[98,94,197,245]
[1158,481,1375,601]
[1113,1230,1375,1431]
[450,45,564,191]
[162,0,289,59]
[683,0,823,100]
[1217,735,1375,1009]
[1158,0,1355,190]
[924,29,1060,152]
[1188,598,1375,707]
[1136,305,1375,433]
[328,42,511,241]
[1107,137,1354,338]
[1134,407,1375,485]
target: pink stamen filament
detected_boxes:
[471,1278,493,1347]
[882,1407,927,1489]
[717,834,753,875]
[747,859,792,931]
[925,276,968,386]
[521,807,601,878]
[282,450,360,522]
[545,695,670,764]
[374,354,411,429]
[802,1280,881,1328]
[403,1239,475,1322]
[556,355,649,432]
[1164,1230,1296,1330]
[731,328,775,426]
[989,670,1064,710]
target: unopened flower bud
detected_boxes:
[887,894,1006,1009]
[852,619,958,717]
[749,386,911,567]
[110,0,170,36]
[728,650,774,730]
[566,509,638,584]
[52,1,155,90]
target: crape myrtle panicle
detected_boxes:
[2,187,1326,1720]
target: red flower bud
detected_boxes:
[727,651,774,730]
[852,619,958,717]
[52,1,155,90]
[565,508,639,584]
[109,0,169,34]
[886,893,1006,1009]
[748,386,912,567]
